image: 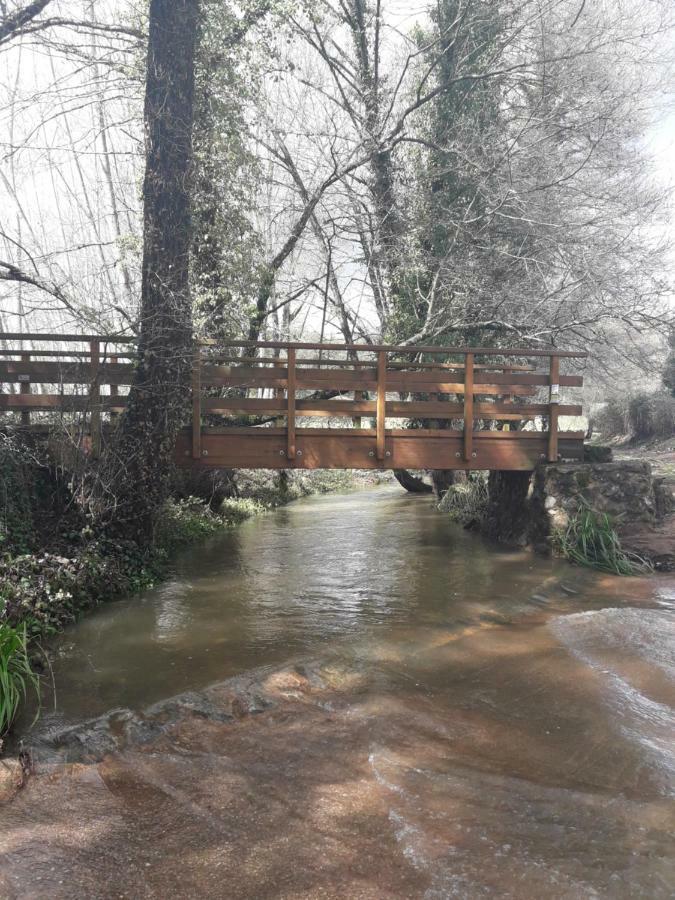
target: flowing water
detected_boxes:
[2,486,675,899]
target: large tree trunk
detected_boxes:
[94,0,199,540]
[393,469,433,494]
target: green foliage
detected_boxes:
[596,391,675,440]
[0,543,162,637]
[219,497,265,524]
[155,497,225,550]
[0,622,39,737]
[439,475,489,526]
[553,501,652,576]
[191,0,268,341]
[0,438,39,554]
[628,392,675,440]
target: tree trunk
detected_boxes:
[431,470,455,499]
[93,0,199,540]
[484,471,532,545]
[393,469,433,494]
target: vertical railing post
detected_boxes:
[463,352,474,462]
[547,354,560,462]
[376,350,386,461]
[89,340,101,458]
[109,353,120,421]
[192,345,202,459]
[19,352,31,426]
[273,355,285,427]
[353,389,364,429]
[286,347,296,461]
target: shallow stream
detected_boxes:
[4,486,675,898]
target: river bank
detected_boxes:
[0,461,383,742]
[1,487,674,898]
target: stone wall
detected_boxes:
[482,459,674,569]
[531,461,658,534]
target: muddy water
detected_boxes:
[3,486,675,899]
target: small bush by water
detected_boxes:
[0,622,39,738]
[439,476,488,527]
[553,502,652,576]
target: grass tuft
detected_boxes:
[0,622,39,737]
[439,476,489,526]
[553,500,652,576]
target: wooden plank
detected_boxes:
[90,340,101,458]
[207,354,537,372]
[0,361,134,384]
[548,355,560,463]
[174,428,584,471]
[2,334,586,357]
[201,365,543,396]
[186,426,586,440]
[0,393,581,423]
[0,350,136,359]
[463,352,474,462]
[192,346,202,460]
[20,352,31,426]
[287,347,296,460]
[220,339,588,358]
[1,332,135,343]
[200,396,582,420]
[376,350,386,461]
[0,394,120,411]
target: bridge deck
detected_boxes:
[0,335,587,471]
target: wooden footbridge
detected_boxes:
[0,334,587,471]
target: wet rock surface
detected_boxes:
[528,460,675,567]
[2,489,674,899]
[2,604,675,899]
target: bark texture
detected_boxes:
[393,469,433,494]
[484,470,532,546]
[95,0,199,539]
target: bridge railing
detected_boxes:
[0,332,135,456]
[0,334,586,468]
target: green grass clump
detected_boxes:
[154,497,226,550]
[0,622,39,737]
[554,501,652,576]
[219,497,265,524]
[439,476,488,526]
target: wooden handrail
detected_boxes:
[0,335,586,473]
[218,339,587,359]
[1,332,135,343]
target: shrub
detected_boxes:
[595,391,675,440]
[439,475,488,526]
[154,497,225,549]
[628,391,675,440]
[553,501,652,576]
[0,437,39,553]
[0,543,162,636]
[219,497,265,524]
[0,622,39,737]
[594,397,630,438]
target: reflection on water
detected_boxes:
[23,486,584,731]
[13,485,675,897]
